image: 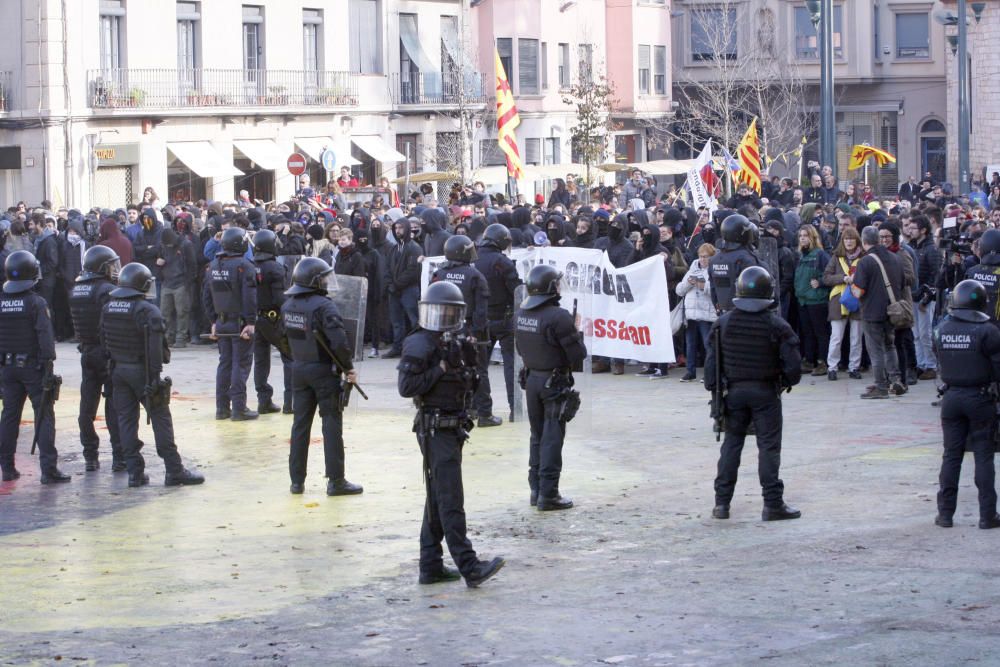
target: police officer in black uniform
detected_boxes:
[0,251,70,484]
[397,280,505,587]
[431,235,501,428]
[100,262,204,488]
[251,229,293,414]
[933,279,1000,529]
[708,214,763,313]
[204,227,258,421]
[705,266,801,521]
[965,229,1000,326]
[474,223,521,422]
[514,264,588,511]
[69,245,124,472]
[281,257,363,496]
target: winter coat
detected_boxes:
[421,209,452,257]
[333,245,367,278]
[98,219,132,264]
[794,247,831,305]
[821,252,862,321]
[676,261,717,323]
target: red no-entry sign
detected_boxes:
[287,153,307,176]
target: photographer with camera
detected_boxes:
[911,215,941,380]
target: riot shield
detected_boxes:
[326,274,368,362]
[511,285,528,422]
[756,236,780,300]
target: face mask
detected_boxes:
[702,227,716,244]
[608,225,623,241]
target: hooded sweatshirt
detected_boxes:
[98,218,133,264]
[386,221,422,292]
[594,213,635,268]
[133,208,164,277]
[421,208,452,257]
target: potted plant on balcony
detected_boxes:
[186,89,202,106]
[264,85,288,105]
[128,87,145,107]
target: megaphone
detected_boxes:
[534,231,549,246]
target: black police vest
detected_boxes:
[101,297,144,363]
[720,310,780,383]
[966,259,1000,322]
[282,294,327,363]
[69,279,109,346]
[938,318,993,387]
[432,263,478,323]
[0,293,39,356]
[710,248,758,311]
[476,248,515,318]
[515,304,569,371]
[418,333,471,411]
[255,260,286,312]
[209,256,244,316]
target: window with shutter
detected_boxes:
[895,13,929,59]
[653,46,666,95]
[518,38,539,94]
[349,0,381,74]
[558,43,570,88]
[497,38,513,83]
[541,42,548,90]
[638,45,650,94]
[525,138,540,165]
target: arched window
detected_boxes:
[921,119,945,133]
[920,119,946,182]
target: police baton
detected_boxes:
[313,332,369,401]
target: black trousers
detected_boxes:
[78,345,122,463]
[215,333,253,413]
[714,384,785,507]
[0,365,58,473]
[253,330,291,408]
[111,362,184,477]
[894,327,918,373]
[938,387,997,519]
[525,370,568,498]
[474,317,516,417]
[418,423,477,576]
[288,362,345,483]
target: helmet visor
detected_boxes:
[419,302,466,332]
[321,271,339,294]
[108,258,122,281]
[143,276,157,300]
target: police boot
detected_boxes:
[230,408,259,422]
[979,514,1000,530]
[536,494,574,511]
[2,467,21,482]
[934,514,953,528]
[111,458,127,473]
[85,457,100,472]
[419,565,462,585]
[165,468,205,486]
[465,557,505,588]
[257,401,281,415]
[327,478,363,496]
[40,468,71,484]
[215,409,232,420]
[282,402,293,415]
[478,414,502,428]
[712,504,730,520]
[762,503,801,521]
[128,472,150,487]
[289,482,305,495]
[530,490,538,507]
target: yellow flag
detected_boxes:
[848,145,896,171]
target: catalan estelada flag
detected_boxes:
[848,144,897,172]
[494,48,525,180]
[735,118,761,194]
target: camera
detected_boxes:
[938,220,973,256]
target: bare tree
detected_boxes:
[562,68,618,190]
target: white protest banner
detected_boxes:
[421,246,674,363]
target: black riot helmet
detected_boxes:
[3,250,41,294]
[949,279,990,322]
[720,214,753,247]
[732,266,775,313]
[252,228,277,257]
[78,245,121,282]
[980,229,1000,256]
[521,264,563,310]
[482,223,512,250]
[111,262,155,298]
[419,281,467,332]
[285,256,336,296]
[221,227,248,254]
[444,234,477,263]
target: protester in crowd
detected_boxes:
[822,226,863,380]
[794,224,831,376]
[676,243,717,382]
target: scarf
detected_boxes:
[66,233,86,267]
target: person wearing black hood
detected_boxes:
[384,219,423,358]
[132,208,164,305]
[545,214,572,247]
[574,217,595,248]
[251,229,293,415]
[594,213,635,268]
[421,208,452,257]
[353,226,384,359]
[763,220,797,322]
[333,228,367,278]
[511,206,539,241]
[159,228,196,349]
[635,223,686,378]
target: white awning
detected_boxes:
[233,139,284,171]
[167,142,244,178]
[352,135,406,163]
[294,137,360,168]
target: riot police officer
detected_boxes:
[705,266,801,521]
[431,235,501,427]
[964,228,1000,327]
[69,245,123,471]
[251,229,293,414]
[100,263,204,488]
[281,257,363,496]
[204,227,258,421]
[708,214,763,312]
[397,281,505,587]
[474,223,521,422]
[0,250,69,484]
[514,265,588,511]
[933,280,1000,529]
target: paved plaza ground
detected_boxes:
[1,343,998,666]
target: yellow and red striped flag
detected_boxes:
[494,48,525,180]
[848,144,897,171]
[735,118,762,194]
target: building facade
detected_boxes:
[672,0,949,194]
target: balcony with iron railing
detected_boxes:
[0,72,11,112]
[86,69,359,111]
[391,71,489,107]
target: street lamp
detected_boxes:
[806,0,836,175]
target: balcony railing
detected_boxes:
[391,71,489,106]
[0,72,11,112]
[86,68,359,110]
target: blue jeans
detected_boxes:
[389,284,420,352]
[914,300,936,370]
[685,320,713,377]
